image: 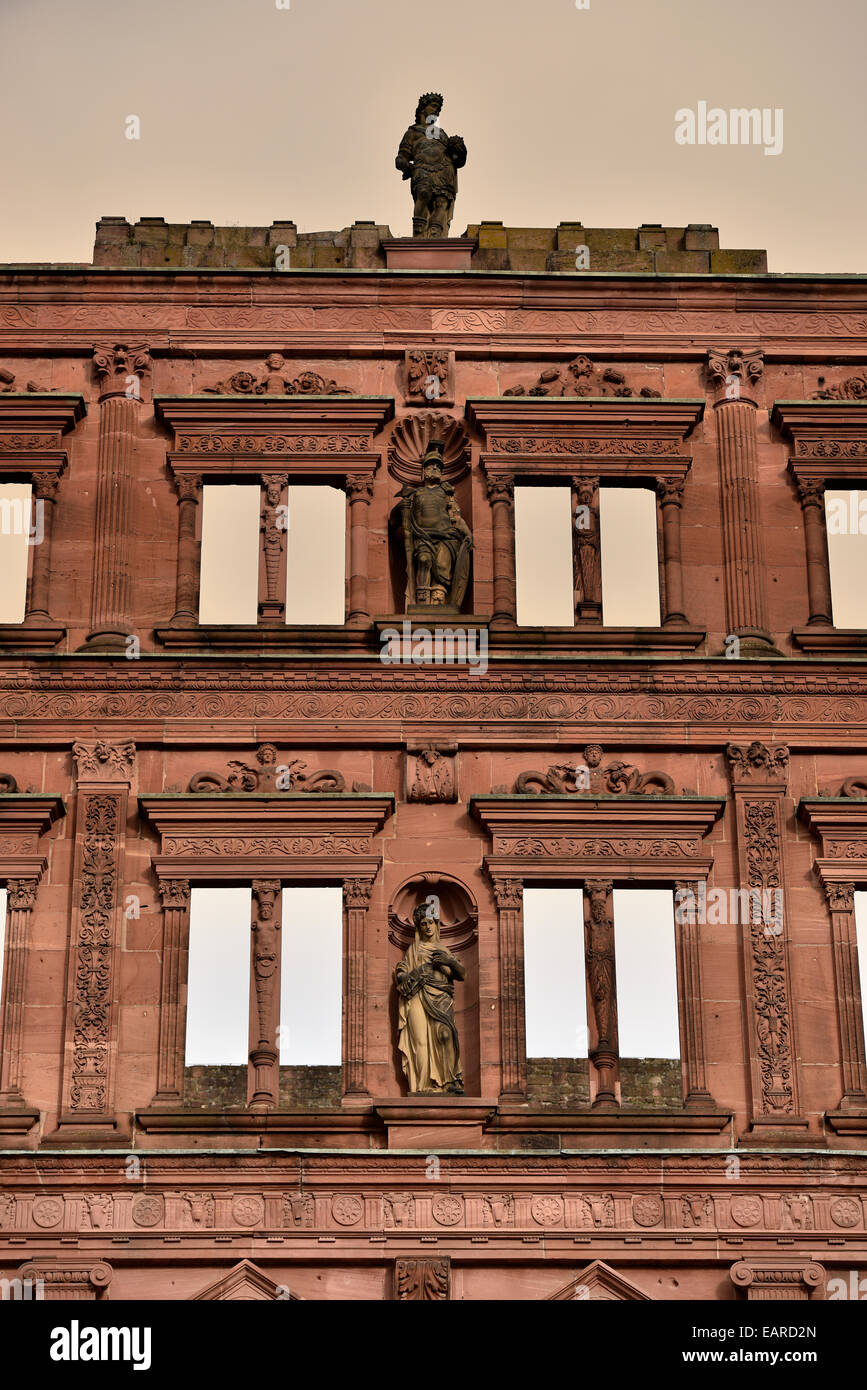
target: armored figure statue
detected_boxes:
[395,92,467,238]
[398,440,473,609]
[395,900,466,1095]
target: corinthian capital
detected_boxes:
[706,347,764,389]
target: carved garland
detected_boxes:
[70,795,120,1111]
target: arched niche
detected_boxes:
[387,873,480,1097]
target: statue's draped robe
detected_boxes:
[395,935,464,1094]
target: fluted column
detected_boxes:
[797,477,834,626]
[673,879,712,1107]
[345,474,374,627]
[169,472,202,626]
[486,473,517,629]
[571,476,602,622]
[822,881,867,1107]
[343,877,373,1096]
[249,880,282,1110]
[490,875,526,1098]
[584,880,619,1106]
[0,877,40,1104]
[23,471,62,626]
[152,878,191,1104]
[656,476,688,626]
[707,347,775,651]
[84,344,151,649]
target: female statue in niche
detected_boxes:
[395,900,466,1095]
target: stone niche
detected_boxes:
[387,875,480,1096]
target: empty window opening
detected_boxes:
[198,485,259,625]
[279,886,342,1107]
[0,483,32,622]
[515,486,574,626]
[613,887,681,1106]
[523,887,588,1105]
[599,488,660,626]
[184,886,251,1105]
[285,486,345,624]
[825,490,867,629]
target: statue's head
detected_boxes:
[265,353,284,371]
[413,901,440,940]
[421,439,445,482]
[415,92,443,124]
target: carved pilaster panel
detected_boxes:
[249,880,282,1109]
[726,744,802,1127]
[489,874,525,1098]
[343,876,374,1095]
[57,741,134,1127]
[584,879,619,1106]
[0,875,41,1104]
[258,473,289,622]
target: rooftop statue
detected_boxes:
[395,92,467,238]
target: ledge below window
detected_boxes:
[486,625,706,655]
[154,623,372,651]
[792,627,867,654]
[0,624,65,650]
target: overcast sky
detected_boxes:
[1,0,866,271]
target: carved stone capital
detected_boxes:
[344,877,374,910]
[5,878,39,911]
[490,876,522,911]
[158,878,191,910]
[72,740,136,785]
[30,469,63,502]
[656,475,686,507]
[486,474,515,505]
[93,343,151,398]
[252,880,281,919]
[726,742,789,787]
[706,346,764,388]
[174,473,202,503]
[796,476,826,509]
[730,1260,824,1300]
[260,473,288,506]
[345,473,375,502]
[824,881,855,913]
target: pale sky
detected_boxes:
[1,0,866,271]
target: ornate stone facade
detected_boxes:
[0,217,864,1301]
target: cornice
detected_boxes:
[154,395,395,438]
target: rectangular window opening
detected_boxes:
[825,490,867,629]
[0,482,32,623]
[523,887,589,1106]
[613,887,681,1107]
[278,886,342,1107]
[285,486,346,624]
[184,886,251,1106]
[514,486,574,627]
[600,487,661,627]
[198,484,260,625]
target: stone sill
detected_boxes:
[154,624,373,651]
[825,1110,867,1135]
[0,1108,40,1134]
[0,625,65,650]
[494,1107,731,1136]
[793,626,867,654]
[135,1108,381,1137]
[487,626,706,654]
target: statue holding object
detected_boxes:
[395,899,466,1095]
[395,92,467,238]
[397,439,473,610]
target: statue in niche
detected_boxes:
[398,440,473,609]
[394,900,466,1095]
[395,93,467,238]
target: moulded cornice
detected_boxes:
[772,399,867,444]
[154,394,395,441]
[0,394,86,436]
[466,396,705,441]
